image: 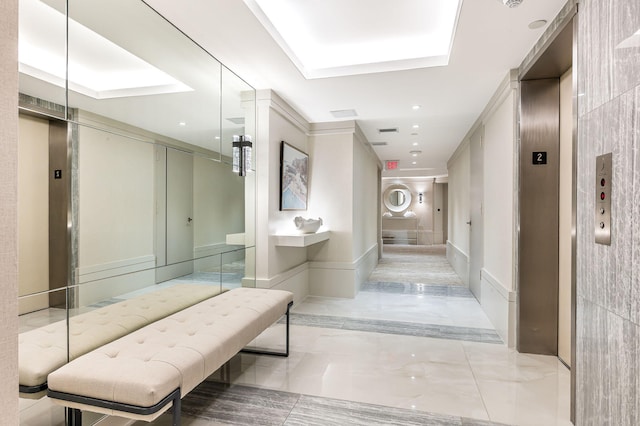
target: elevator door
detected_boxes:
[519,79,560,355]
[166,148,194,265]
[18,114,50,314]
[18,113,69,313]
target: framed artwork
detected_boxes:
[280,141,308,210]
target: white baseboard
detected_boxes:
[480,268,516,347]
[255,263,309,305]
[255,244,378,301]
[446,241,469,286]
[78,255,156,284]
[309,243,378,298]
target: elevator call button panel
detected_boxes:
[595,153,612,245]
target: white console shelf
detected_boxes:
[273,230,330,247]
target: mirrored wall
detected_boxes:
[17,0,256,422]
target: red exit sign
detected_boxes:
[386,160,399,170]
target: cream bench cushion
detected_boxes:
[19,283,224,395]
[47,288,294,422]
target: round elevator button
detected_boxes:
[600,222,605,229]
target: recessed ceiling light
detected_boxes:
[412,125,420,129]
[19,0,192,99]
[410,150,422,157]
[243,0,463,79]
[413,142,419,146]
[412,105,421,110]
[528,20,547,30]
[412,161,417,165]
[215,136,221,140]
[179,121,187,127]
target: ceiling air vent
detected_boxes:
[370,142,387,146]
[226,117,245,125]
[330,109,357,118]
[378,128,398,133]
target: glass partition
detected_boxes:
[17,0,256,423]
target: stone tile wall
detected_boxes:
[576,0,640,424]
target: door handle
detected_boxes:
[466,221,471,225]
[187,217,193,223]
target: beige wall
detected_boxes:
[17,114,50,314]
[0,0,19,419]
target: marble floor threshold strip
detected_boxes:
[361,281,474,297]
[177,381,509,426]
[284,313,503,344]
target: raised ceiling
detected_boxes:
[145,0,568,178]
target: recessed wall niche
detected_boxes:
[381,179,447,245]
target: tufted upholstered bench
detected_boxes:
[47,287,294,425]
[19,284,225,397]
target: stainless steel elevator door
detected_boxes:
[518,79,560,355]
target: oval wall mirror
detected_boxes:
[383,185,412,213]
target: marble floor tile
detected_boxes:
[144,382,509,426]
[285,313,502,343]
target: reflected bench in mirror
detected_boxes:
[47,288,294,425]
[19,284,224,398]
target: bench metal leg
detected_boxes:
[172,390,181,426]
[67,408,82,426]
[241,301,292,358]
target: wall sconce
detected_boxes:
[232,135,252,176]
[419,192,423,203]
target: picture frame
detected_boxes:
[280,141,308,211]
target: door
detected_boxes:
[469,126,484,299]
[166,148,194,265]
[18,114,50,314]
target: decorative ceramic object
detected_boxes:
[294,216,323,233]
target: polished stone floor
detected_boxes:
[19,245,572,426]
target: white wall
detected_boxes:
[447,72,518,346]
[254,90,310,302]
[480,83,517,347]
[0,0,19,418]
[193,155,245,249]
[483,90,516,290]
[351,128,378,260]
[307,130,353,264]
[254,92,380,300]
[446,143,470,284]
